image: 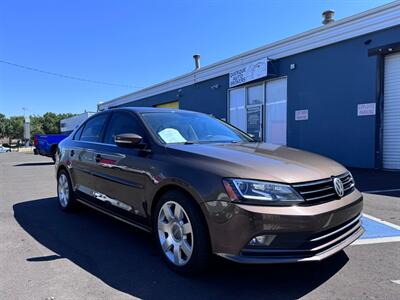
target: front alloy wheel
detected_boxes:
[154,190,211,274]
[158,201,194,266]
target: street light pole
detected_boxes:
[22,107,30,147]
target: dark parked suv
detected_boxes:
[55,107,363,273]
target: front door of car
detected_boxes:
[91,111,152,222]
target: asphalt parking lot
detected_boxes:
[0,152,399,300]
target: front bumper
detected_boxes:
[201,189,363,263]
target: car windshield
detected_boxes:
[141,111,253,144]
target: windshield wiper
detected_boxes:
[178,140,243,145]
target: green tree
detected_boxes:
[40,112,76,134]
[42,112,59,134]
[8,116,24,140]
[0,113,9,138]
[0,112,79,142]
[30,115,44,140]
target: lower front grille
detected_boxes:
[241,214,362,258]
[308,214,360,243]
[292,172,355,204]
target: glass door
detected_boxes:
[246,84,264,140]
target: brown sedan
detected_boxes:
[55,107,363,273]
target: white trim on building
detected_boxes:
[99,1,400,111]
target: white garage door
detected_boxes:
[383,52,400,169]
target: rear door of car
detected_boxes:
[90,110,152,222]
[69,112,110,201]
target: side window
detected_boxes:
[104,112,145,145]
[73,124,84,140]
[80,114,108,142]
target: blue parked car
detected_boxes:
[33,112,94,162]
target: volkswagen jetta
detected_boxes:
[55,107,363,273]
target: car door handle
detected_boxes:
[95,154,102,163]
[70,150,75,157]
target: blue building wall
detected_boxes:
[121,74,230,119]
[278,25,400,168]
[118,25,400,168]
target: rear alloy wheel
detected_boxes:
[57,170,77,212]
[154,190,211,274]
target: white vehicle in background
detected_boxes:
[0,145,11,153]
[60,112,95,134]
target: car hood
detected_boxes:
[166,142,347,184]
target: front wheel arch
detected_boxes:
[56,164,68,179]
[150,185,203,226]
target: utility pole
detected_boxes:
[22,107,28,117]
[22,107,30,147]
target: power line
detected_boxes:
[0,59,141,89]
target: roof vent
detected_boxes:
[322,10,335,25]
[193,54,201,70]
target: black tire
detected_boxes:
[51,148,57,163]
[153,190,211,274]
[57,169,78,212]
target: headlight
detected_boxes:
[223,178,303,205]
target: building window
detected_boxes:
[228,77,287,145]
[247,84,264,106]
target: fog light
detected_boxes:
[248,235,275,246]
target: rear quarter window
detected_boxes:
[73,125,84,140]
[79,114,108,142]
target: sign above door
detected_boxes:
[229,58,268,87]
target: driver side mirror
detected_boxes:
[115,133,147,150]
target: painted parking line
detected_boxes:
[352,214,400,245]
[362,213,400,230]
[363,188,400,194]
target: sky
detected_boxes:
[0,0,393,117]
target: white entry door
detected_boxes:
[383,52,400,169]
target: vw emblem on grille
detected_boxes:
[333,177,344,197]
